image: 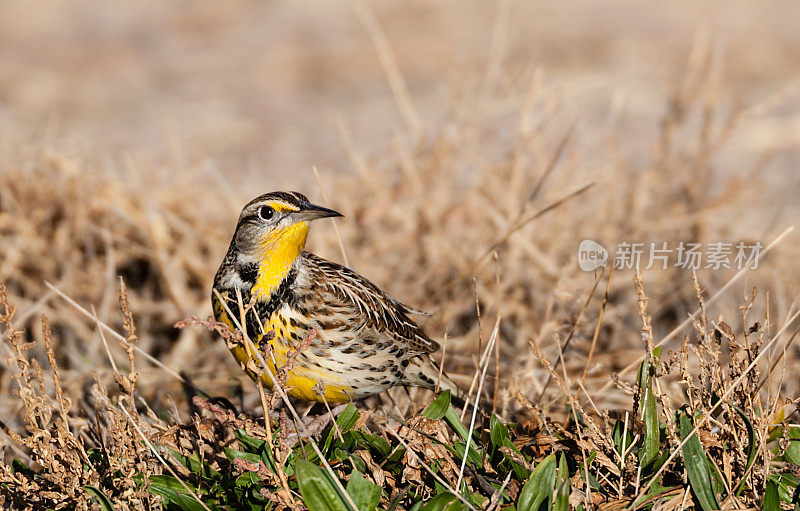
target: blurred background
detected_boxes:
[1,0,799,422]
[2,1,798,180]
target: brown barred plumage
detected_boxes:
[212,191,465,404]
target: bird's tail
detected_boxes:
[402,355,489,415]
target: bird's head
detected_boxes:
[233,191,342,258]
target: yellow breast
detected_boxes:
[227,308,352,403]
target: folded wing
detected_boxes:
[301,252,439,354]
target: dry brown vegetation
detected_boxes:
[1,1,799,509]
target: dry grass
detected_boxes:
[1,1,799,509]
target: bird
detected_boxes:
[212,191,466,405]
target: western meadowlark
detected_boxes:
[212,191,464,405]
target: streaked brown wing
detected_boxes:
[302,252,439,354]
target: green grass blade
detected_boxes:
[490,414,530,480]
[553,454,570,511]
[730,404,757,497]
[443,403,472,443]
[346,470,381,511]
[763,480,780,510]
[324,403,360,452]
[611,419,633,461]
[489,414,511,452]
[453,440,483,467]
[11,458,34,476]
[517,453,557,511]
[295,458,352,511]
[679,411,720,511]
[84,485,115,511]
[637,346,661,471]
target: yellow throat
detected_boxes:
[251,220,309,298]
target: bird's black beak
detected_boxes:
[293,202,343,222]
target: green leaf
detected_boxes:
[763,480,780,511]
[386,445,406,465]
[579,469,602,493]
[769,473,800,504]
[680,411,720,511]
[423,391,452,420]
[423,391,474,444]
[148,475,210,511]
[337,403,360,433]
[420,492,460,511]
[350,431,392,458]
[387,486,413,511]
[295,458,352,511]
[149,474,195,491]
[553,454,570,511]
[235,470,261,487]
[612,419,633,461]
[443,403,471,443]
[84,485,115,511]
[793,476,800,506]
[260,446,278,474]
[490,415,528,479]
[283,452,297,477]
[489,415,512,451]
[333,447,352,462]
[637,347,661,471]
[224,448,263,465]
[324,404,360,452]
[453,441,483,468]
[422,390,482,462]
[346,470,381,511]
[169,449,221,481]
[766,423,785,443]
[464,490,486,509]
[236,429,266,453]
[349,452,368,473]
[517,454,557,511]
[785,440,800,465]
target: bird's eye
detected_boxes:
[258,205,275,221]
